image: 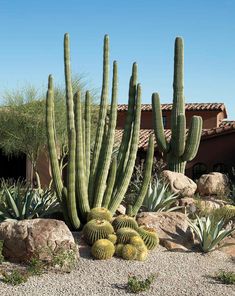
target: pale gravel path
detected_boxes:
[0,235,234,296]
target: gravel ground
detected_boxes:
[0,235,234,296]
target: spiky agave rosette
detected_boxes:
[137,226,159,250]
[91,239,115,260]
[112,215,138,231]
[83,219,114,245]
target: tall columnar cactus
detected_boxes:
[46,33,144,229]
[152,37,203,174]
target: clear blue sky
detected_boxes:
[0,0,235,119]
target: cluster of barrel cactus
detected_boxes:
[46,34,153,229]
[83,209,159,260]
[152,37,203,174]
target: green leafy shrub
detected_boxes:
[0,183,60,221]
[127,273,156,293]
[1,270,29,286]
[188,215,235,252]
[27,257,45,276]
[214,270,235,285]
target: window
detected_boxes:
[162,116,167,128]
[213,163,227,174]
[192,163,207,180]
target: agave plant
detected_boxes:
[188,215,235,253]
[0,184,60,221]
[143,179,180,212]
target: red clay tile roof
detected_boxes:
[115,123,235,151]
[219,120,235,127]
[117,103,226,112]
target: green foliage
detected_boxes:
[87,207,113,222]
[143,179,180,212]
[188,215,235,252]
[46,33,143,229]
[50,249,77,272]
[137,226,159,250]
[1,270,29,286]
[122,244,137,260]
[91,239,115,260]
[214,270,235,285]
[0,241,4,264]
[0,183,60,221]
[27,257,45,276]
[112,215,138,231]
[83,219,114,245]
[127,273,156,294]
[116,227,140,244]
[152,37,202,174]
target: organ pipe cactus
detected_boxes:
[152,37,203,174]
[46,33,142,229]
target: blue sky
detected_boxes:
[0,0,235,119]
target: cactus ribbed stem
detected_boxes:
[131,135,154,216]
[74,91,90,219]
[93,61,118,208]
[102,157,117,208]
[109,83,141,214]
[152,37,202,174]
[89,35,109,204]
[85,91,91,182]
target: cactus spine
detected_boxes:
[152,37,203,174]
[46,33,142,229]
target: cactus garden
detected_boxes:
[0,1,235,295]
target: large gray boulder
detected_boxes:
[161,170,197,197]
[197,172,230,197]
[137,212,194,251]
[0,219,78,263]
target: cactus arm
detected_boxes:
[131,134,154,216]
[182,115,202,161]
[46,75,63,200]
[152,92,168,153]
[171,113,186,157]
[117,63,137,169]
[102,157,117,208]
[74,91,90,218]
[64,33,75,131]
[89,35,109,203]
[93,61,118,208]
[108,83,141,214]
[46,75,71,225]
[67,128,81,229]
[171,37,184,132]
[85,91,91,182]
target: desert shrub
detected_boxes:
[0,241,4,264]
[126,273,156,293]
[213,270,235,285]
[1,270,29,286]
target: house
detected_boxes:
[1,102,234,185]
[115,103,235,180]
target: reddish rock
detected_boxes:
[0,219,78,263]
[161,170,197,197]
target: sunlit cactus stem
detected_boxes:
[152,37,202,174]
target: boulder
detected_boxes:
[137,212,194,251]
[197,172,230,197]
[161,170,197,197]
[0,219,78,263]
